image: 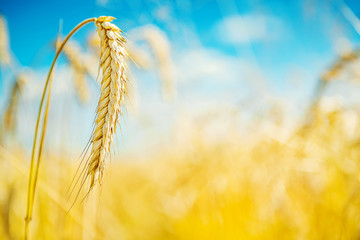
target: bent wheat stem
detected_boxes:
[24,17,96,240]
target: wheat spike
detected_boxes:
[0,15,11,66]
[86,16,128,190]
[299,47,360,137]
[143,25,175,99]
[321,48,360,81]
[2,74,26,137]
[62,41,91,103]
[88,29,150,69]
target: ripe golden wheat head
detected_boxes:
[86,16,128,190]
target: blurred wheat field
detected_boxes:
[2,1,360,240]
[1,102,360,239]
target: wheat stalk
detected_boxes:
[86,16,128,190]
[25,18,96,240]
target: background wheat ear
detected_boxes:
[298,47,360,137]
[1,73,27,142]
[320,48,360,83]
[86,16,128,190]
[142,25,175,100]
[0,15,11,67]
[62,40,91,103]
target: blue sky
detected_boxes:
[1,0,360,152]
[1,0,359,67]
[1,0,358,66]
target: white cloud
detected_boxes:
[95,0,108,7]
[153,5,172,22]
[174,48,243,83]
[214,14,285,44]
[172,47,271,96]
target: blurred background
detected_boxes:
[1,0,360,239]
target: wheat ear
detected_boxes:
[311,48,360,105]
[86,16,128,190]
[143,25,175,100]
[62,41,91,103]
[0,15,11,66]
[299,48,360,137]
[2,74,26,136]
[321,48,360,82]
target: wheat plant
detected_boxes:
[24,16,129,240]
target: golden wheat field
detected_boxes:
[1,1,360,239]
